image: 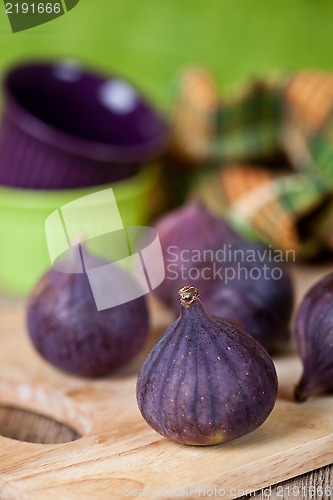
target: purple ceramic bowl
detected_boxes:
[0,60,167,189]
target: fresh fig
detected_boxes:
[152,201,240,305]
[167,241,294,353]
[27,247,149,377]
[295,273,333,402]
[137,286,278,446]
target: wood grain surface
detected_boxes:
[0,263,332,500]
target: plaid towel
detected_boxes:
[171,69,333,258]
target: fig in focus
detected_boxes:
[137,286,278,446]
[295,273,333,402]
[27,247,149,377]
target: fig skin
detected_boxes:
[153,201,240,305]
[168,241,294,353]
[295,273,333,402]
[27,250,149,377]
[137,286,278,446]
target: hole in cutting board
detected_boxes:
[0,405,81,444]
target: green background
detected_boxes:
[1,0,333,109]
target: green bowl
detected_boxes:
[0,166,155,296]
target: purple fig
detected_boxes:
[27,248,149,377]
[137,286,278,446]
[167,241,294,353]
[295,273,333,402]
[152,201,240,305]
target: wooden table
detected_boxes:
[0,263,332,499]
[0,407,331,500]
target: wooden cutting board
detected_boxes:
[0,264,332,500]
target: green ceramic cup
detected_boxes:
[0,165,155,295]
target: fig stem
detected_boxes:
[179,286,200,308]
[294,385,308,403]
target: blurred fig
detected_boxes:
[167,241,294,353]
[137,286,278,446]
[27,247,149,377]
[295,273,333,402]
[153,201,240,305]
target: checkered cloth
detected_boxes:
[171,69,333,258]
